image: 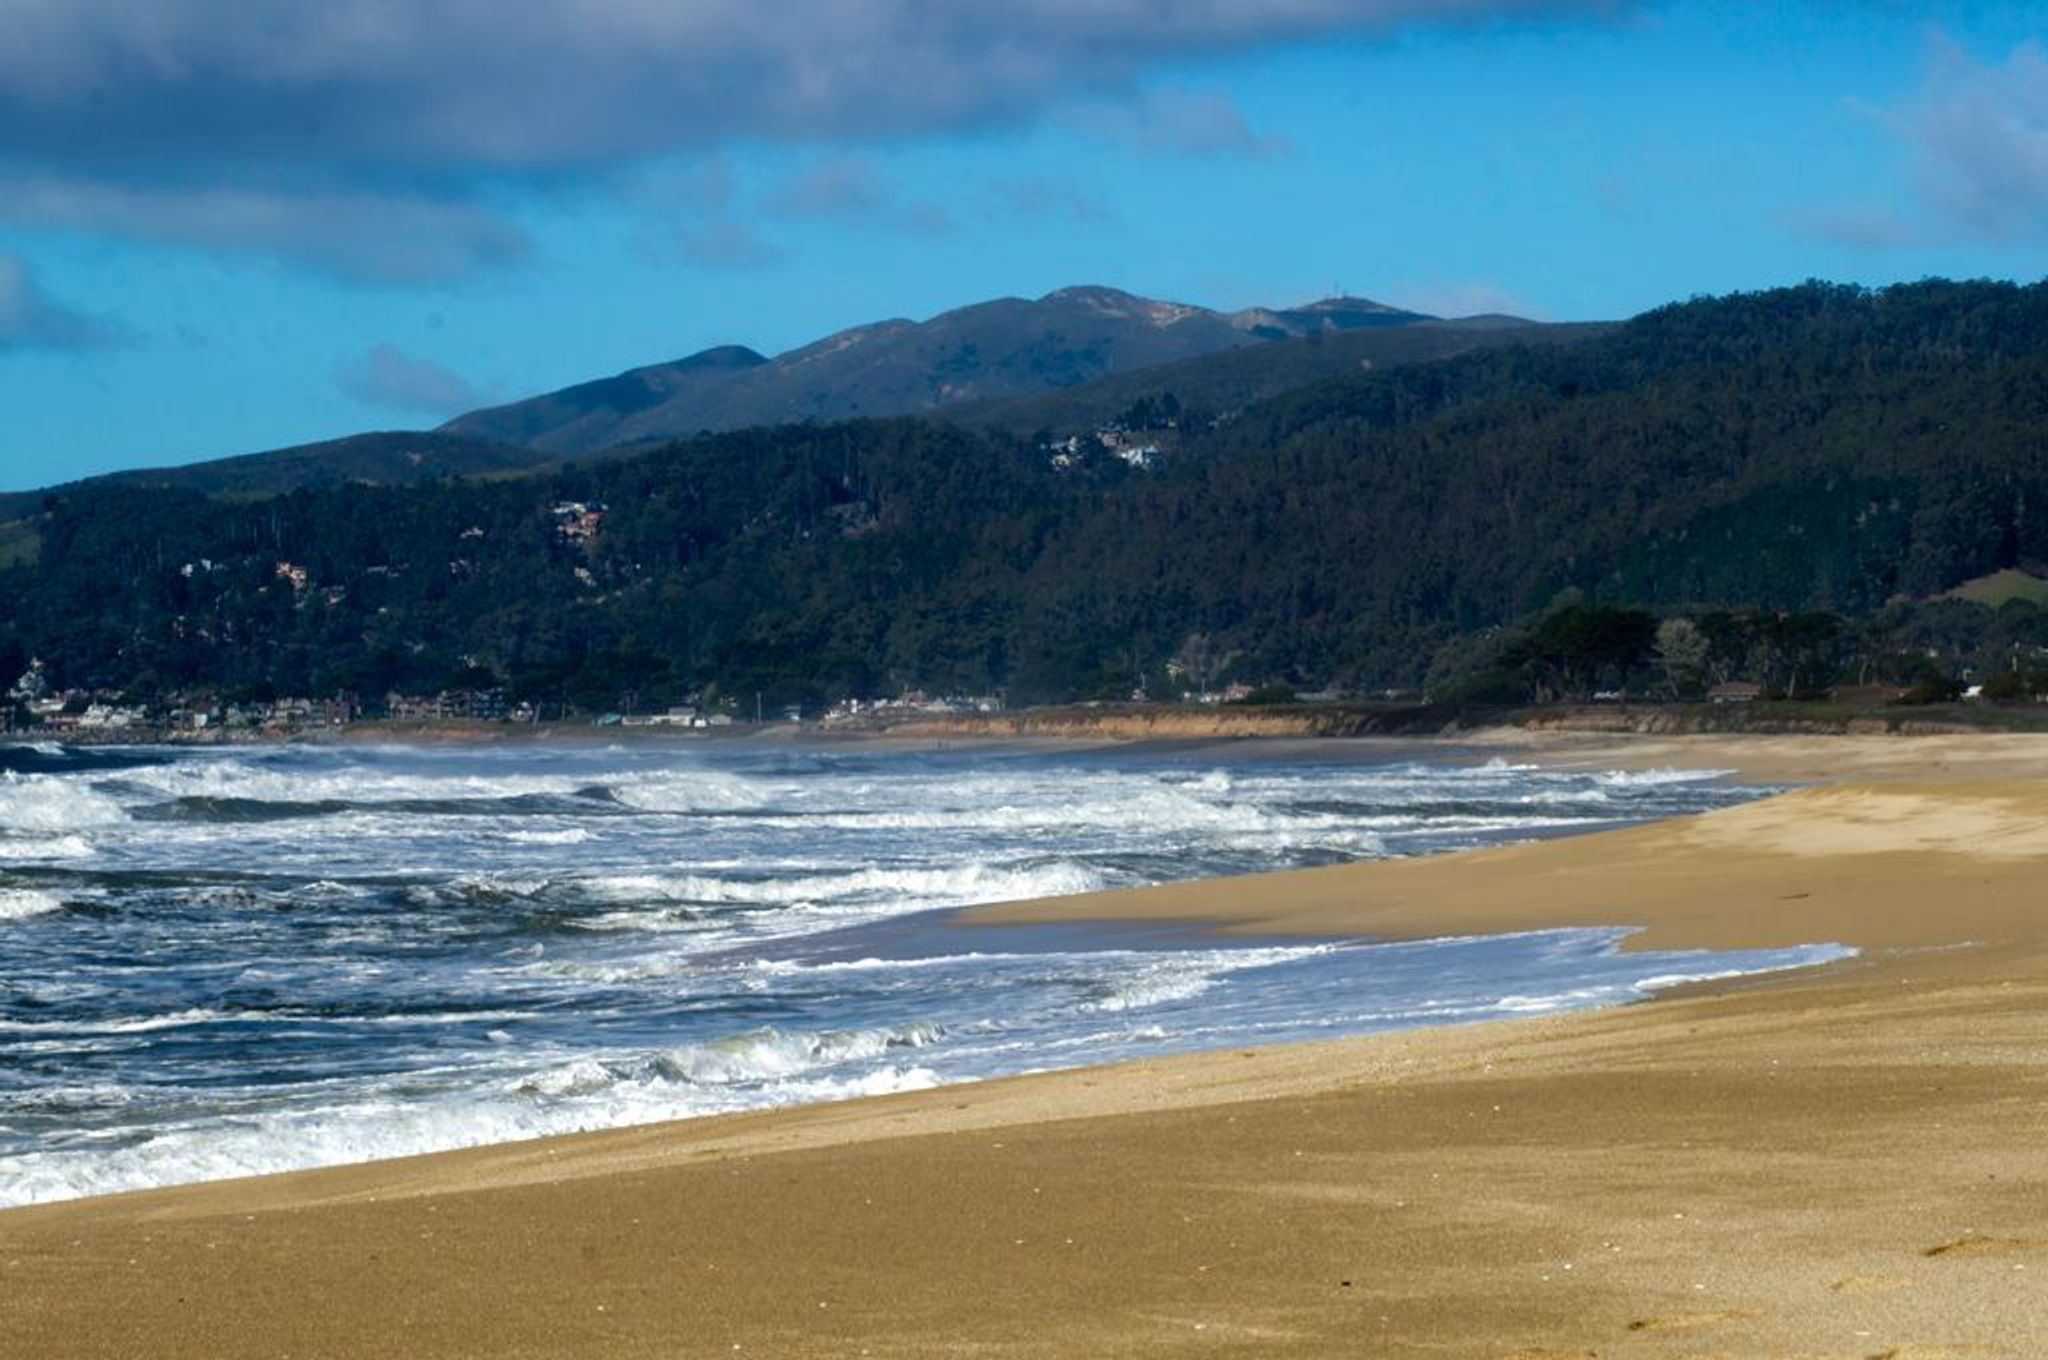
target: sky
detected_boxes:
[3,1,2048,490]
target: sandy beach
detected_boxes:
[5,733,2047,1358]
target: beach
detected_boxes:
[4,733,2047,1358]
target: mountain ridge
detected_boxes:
[436,284,1465,455]
[3,284,1555,512]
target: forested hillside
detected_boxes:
[6,280,2048,713]
[951,317,1604,437]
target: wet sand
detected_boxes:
[4,735,2047,1358]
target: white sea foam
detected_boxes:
[0,1061,946,1208]
[605,769,775,812]
[1077,944,1334,1013]
[576,860,1109,910]
[1596,767,1736,787]
[0,772,129,833]
[0,834,94,860]
[0,1006,248,1035]
[648,1021,946,1086]
[0,888,63,921]
[120,755,631,810]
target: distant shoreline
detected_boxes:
[11,694,2048,751]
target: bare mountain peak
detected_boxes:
[1040,285,1212,327]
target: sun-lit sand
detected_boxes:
[4,733,2047,1358]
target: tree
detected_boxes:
[1654,617,1710,699]
[1515,606,1657,702]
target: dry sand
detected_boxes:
[5,734,2048,1358]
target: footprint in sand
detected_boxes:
[1625,1309,1754,1333]
[1832,1274,1912,1295]
[1921,1236,2040,1258]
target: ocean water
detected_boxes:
[0,739,1848,1207]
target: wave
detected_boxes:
[577,860,1110,909]
[0,1005,253,1035]
[577,769,773,814]
[0,888,63,921]
[0,1055,948,1208]
[0,744,170,776]
[0,772,130,834]
[130,791,620,824]
[132,795,356,823]
[418,860,1116,932]
[1595,766,1737,787]
[0,834,94,860]
[1073,943,1335,1014]
[517,1021,948,1095]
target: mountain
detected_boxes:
[439,285,1454,455]
[0,290,1564,516]
[2,286,1518,513]
[10,280,2048,711]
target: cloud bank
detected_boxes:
[0,0,1625,280]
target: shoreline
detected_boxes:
[5,732,2047,1356]
[15,691,2048,753]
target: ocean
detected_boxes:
[0,738,1847,1207]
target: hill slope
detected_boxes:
[0,431,550,522]
[439,286,1450,455]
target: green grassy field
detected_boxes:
[1945,567,2048,607]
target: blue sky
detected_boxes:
[3,1,2047,490]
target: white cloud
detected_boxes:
[1812,35,2048,249]
[1900,36,2048,242]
